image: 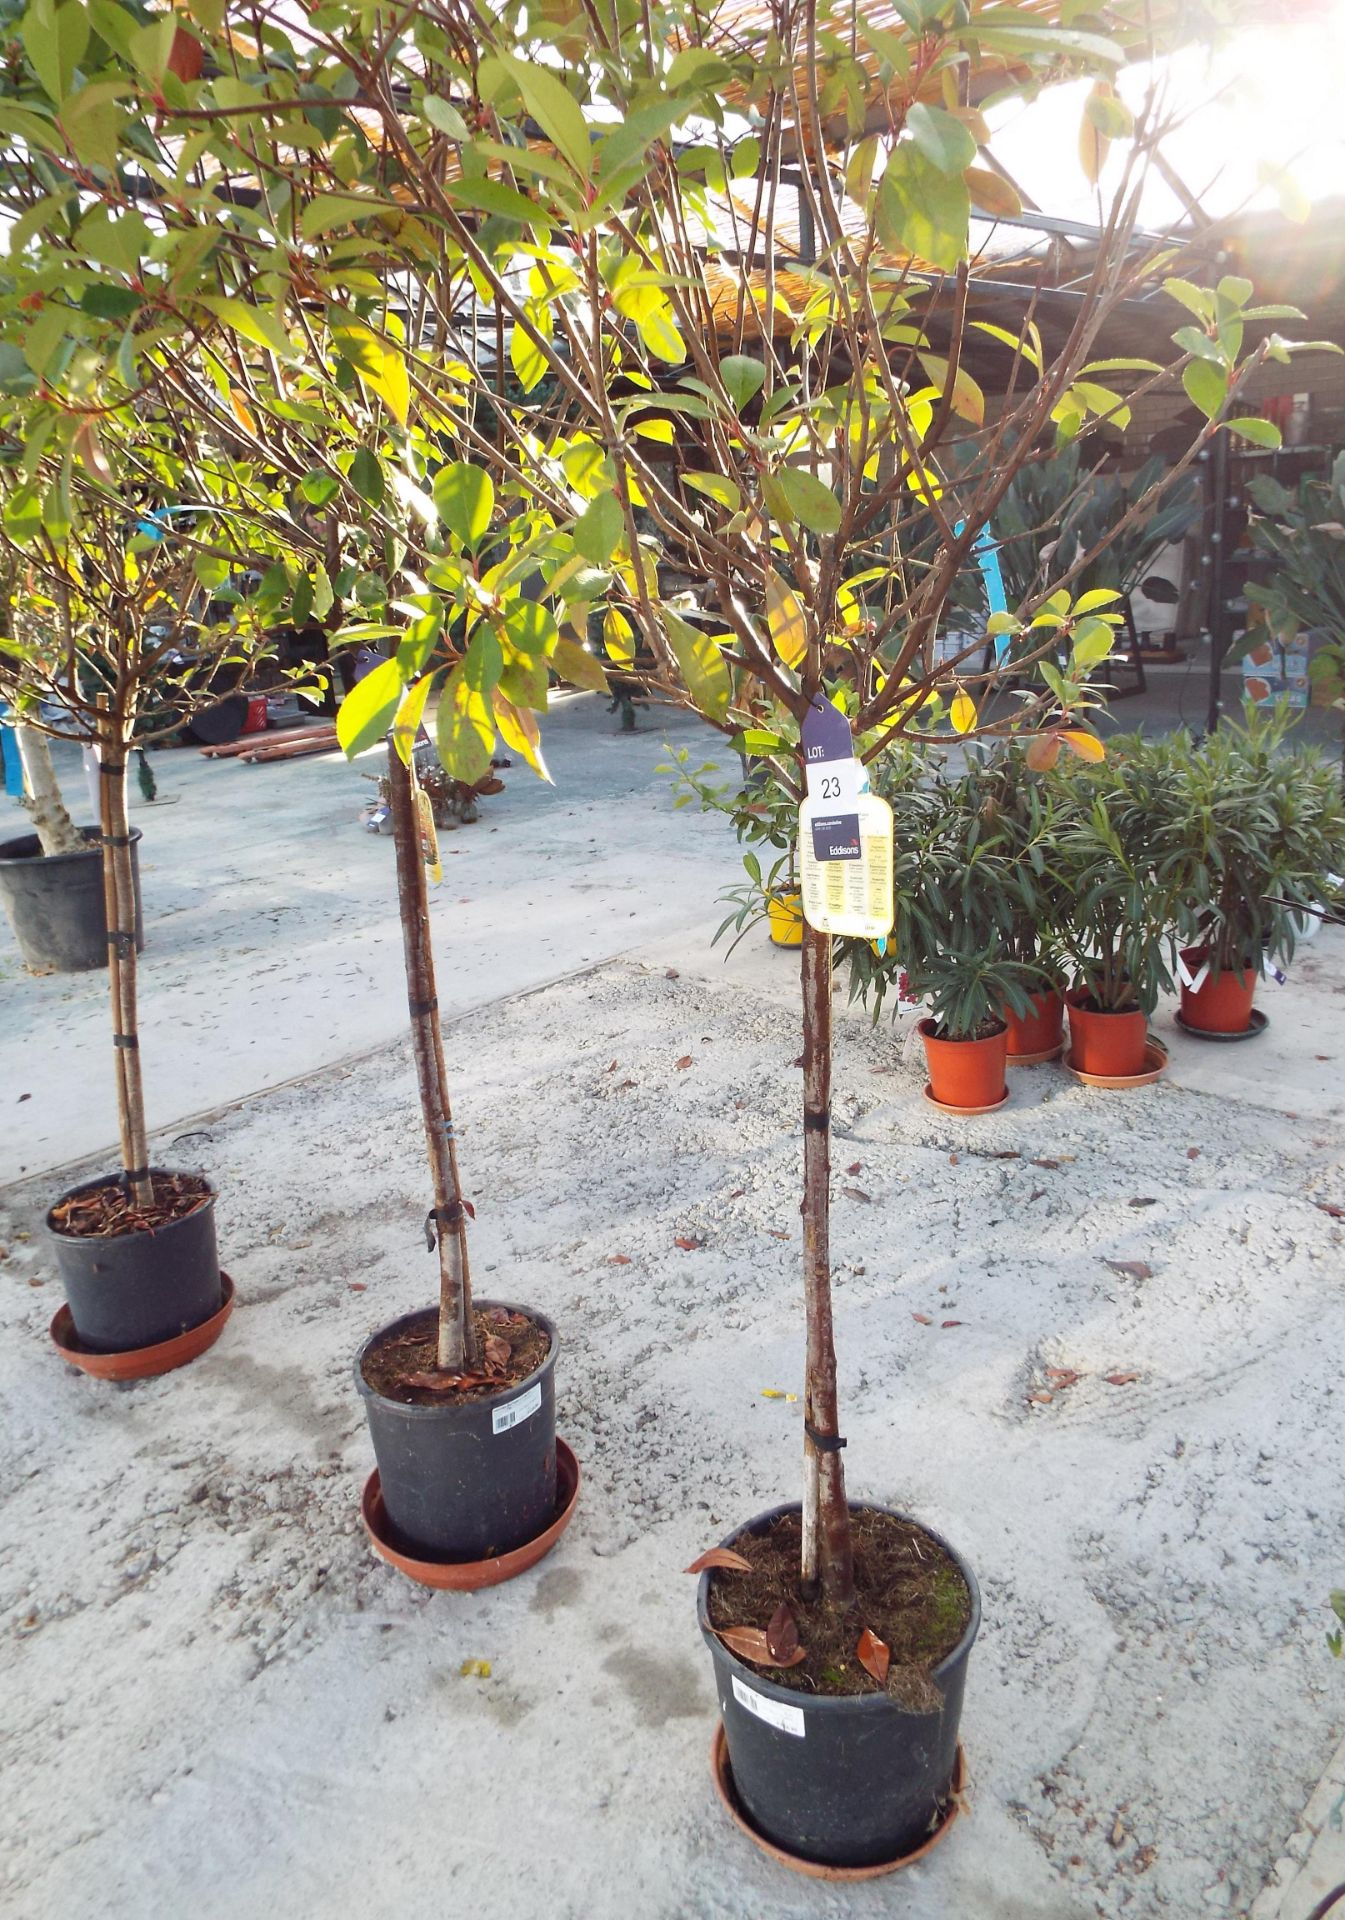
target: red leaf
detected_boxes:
[791,1053,805,1068]
[1186,1147,1201,1160]
[846,1161,862,1176]
[765,1602,800,1663]
[606,1060,618,1073]
[1029,1188,1046,1202]
[912,1312,932,1325]
[1028,1390,1054,1405]
[948,1153,960,1166]
[674,1236,702,1251]
[727,1188,746,1201]
[462,1200,476,1220]
[857,1627,890,1684]
[1103,1260,1153,1280]
[1105,1371,1140,1386]
[684,1547,753,1575]
[716,1625,806,1668]
[403,1369,492,1391]
[608,1254,632,1265]
[1044,1366,1080,1387]
[348,1281,367,1291]
[1025,732,1062,772]
[1316,1201,1345,1221]
[616,1078,636,1090]
[766,1228,789,1241]
[675,1055,694,1070]
[842,1186,872,1203]
[941,1319,964,1328]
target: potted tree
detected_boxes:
[50,0,1314,1861]
[1157,711,1345,1037]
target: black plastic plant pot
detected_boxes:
[698,1502,981,1869]
[45,1170,221,1353]
[0,827,143,974]
[354,1301,558,1562]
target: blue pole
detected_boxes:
[0,701,24,801]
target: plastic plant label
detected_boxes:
[730,1674,805,1738]
[801,695,860,858]
[492,1379,542,1435]
[798,792,895,939]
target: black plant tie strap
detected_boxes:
[423,1200,464,1250]
[805,1423,847,1454]
[803,1107,830,1132]
[121,1167,150,1186]
[98,760,126,778]
[113,1033,139,1049]
[106,931,134,957]
[407,995,439,1017]
[101,833,135,848]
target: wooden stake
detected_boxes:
[387,741,476,1372]
[799,921,855,1607]
[96,698,152,1207]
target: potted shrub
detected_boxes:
[1051,742,1184,1080]
[1158,710,1345,1036]
[1244,456,1345,778]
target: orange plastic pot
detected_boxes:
[918,1018,1007,1110]
[1179,948,1258,1035]
[1065,992,1149,1078]
[1004,989,1064,1061]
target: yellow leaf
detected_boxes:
[229,389,257,436]
[765,569,807,669]
[493,689,552,782]
[459,1659,492,1679]
[510,321,548,393]
[950,687,977,735]
[1060,728,1105,762]
[1079,84,1110,186]
[603,606,635,666]
[760,1389,787,1399]
[391,676,430,766]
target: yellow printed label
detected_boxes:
[798,793,894,938]
[413,784,441,884]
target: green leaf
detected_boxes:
[336,656,403,757]
[443,176,548,228]
[434,463,494,549]
[682,470,741,511]
[195,295,294,360]
[1183,358,1228,421]
[503,599,559,657]
[1225,416,1283,449]
[906,103,976,175]
[349,448,385,506]
[664,611,730,720]
[553,635,609,692]
[574,489,624,564]
[330,314,410,425]
[22,0,89,103]
[423,94,469,140]
[300,469,340,508]
[482,52,592,180]
[1073,588,1122,614]
[1173,324,1224,364]
[436,669,495,783]
[1071,617,1115,667]
[510,318,549,392]
[876,144,969,273]
[300,193,387,238]
[720,355,766,410]
[774,466,842,535]
[3,482,43,545]
[1164,277,1215,322]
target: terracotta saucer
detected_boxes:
[1062,1041,1168,1089]
[1173,1007,1268,1043]
[1006,1042,1065,1067]
[362,1438,580,1591]
[710,1722,967,1880]
[50,1273,236,1382]
[922,1083,1010,1117]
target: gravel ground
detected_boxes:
[2,944,1344,1920]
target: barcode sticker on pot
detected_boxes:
[492,1381,542,1435]
[730,1674,805,1738]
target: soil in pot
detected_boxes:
[699,1505,979,1868]
[919,1016,1007,1110]
[45,1170,221,1353]
[1004,988,1064,1059]
[1179,949,1258,1035]
[356,1302,558,1561]
[1065,991,1149,1078]
[0,826,143,973]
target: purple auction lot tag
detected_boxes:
[802,696,861,861]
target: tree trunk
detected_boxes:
[386,741,477,1372]
[15,723,84,855]
[799,921,856,1607]
[96,710,152,1207]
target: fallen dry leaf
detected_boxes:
[792,1053,805,1068]
[842,1186,872,1203]
[948,1153,960,1166]
[606,1060,618,1073]
[1316,1201,1345,1221]
[27,1277,44,1288]
[1028,1391,1054,1405]
[941,1319,964,1329]
[674,1236,701,1251]
[1105,1372,1140,1387]
[1031,1157,1060,1170]
[608,1254,632,1265]
[347,1282,367,1292]
[766,1228,789,1241]
[1044,1367,1080,1388]
[675,1055,694,1070]
[17,1092,30,1102]
[1186,1147,1201,1160]
[403,1369,492,1392]
[727,1188,746,1201]
[766,1602,800,1664]
[846,1161,862,1176]
[857,1627,890,1685]
[1128,1196,1158,1208]
[459,1659,492,1679]
[912,1312,933,1326]
[1029,1188,1046,1203]
[616,1078,636,1091]
[1104,1259,1153,1281]
[716,1625,806,1668]
[760,1388,789,1400]
[685,1547,753,1575]
[483,1335,511,1369]
[665,968,679,979]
